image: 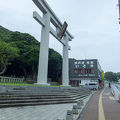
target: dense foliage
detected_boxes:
[0,25,62,83]
[0,41,19,75]
[104,72,118,82]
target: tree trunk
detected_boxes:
[23,68,27,80]
[0,59,8,75]
[32,63,37,82]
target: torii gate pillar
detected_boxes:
[37,13,50,85]
[62,35,69,86]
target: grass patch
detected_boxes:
[0,82,62,87]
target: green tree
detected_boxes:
[116,72,120,79]
[0,25,63,83]
[104,72,118,82]
[7,32,40,80]
[0,41,19,75]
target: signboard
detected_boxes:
[58,21,68,39]
[69,59,99,78]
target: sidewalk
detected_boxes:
[80,90,101,120]
[103,88,120,120]
[81,88,120,120]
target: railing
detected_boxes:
[111,84,120,101]
[0,76,24,83]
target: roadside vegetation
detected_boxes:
[0,82,62,87]
[0,25,62,84]
[104,72,120,82]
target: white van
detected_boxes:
[84,82,98,90]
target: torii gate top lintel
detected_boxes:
[33,0,74,43]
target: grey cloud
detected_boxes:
[0,0,120,72]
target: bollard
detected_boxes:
[66,110,73,120]
[72,105,78,114]
[0,86,7,93]
[77,101,81,109]
[79,100,84,106]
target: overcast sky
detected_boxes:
[0,0,120,72]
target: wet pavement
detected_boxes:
[81,87,120,120]
[80,90,101,120]
[103,88,120,120]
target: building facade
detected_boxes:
[69,59,103,87]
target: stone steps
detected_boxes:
[0,97,87,108]
[0,93,89,100]
[0,86,91,108]
[0,96,86,104]
[0,94,89,102]
[0,100,75,108]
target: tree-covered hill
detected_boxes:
[0,25,62,83]
[0,25,12,42]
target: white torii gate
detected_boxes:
[32,0,74,86]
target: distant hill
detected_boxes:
[0,25,62,83]
[0,25,12,42]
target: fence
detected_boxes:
[0,76,24,83]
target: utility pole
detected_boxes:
[118,0,120,24]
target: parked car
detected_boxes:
[84,83,98,90]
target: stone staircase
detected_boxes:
[0,86,91,108]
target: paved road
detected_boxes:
[81,87,120,120]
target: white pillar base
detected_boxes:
[34,83,50,86]
[61,85,70,87]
